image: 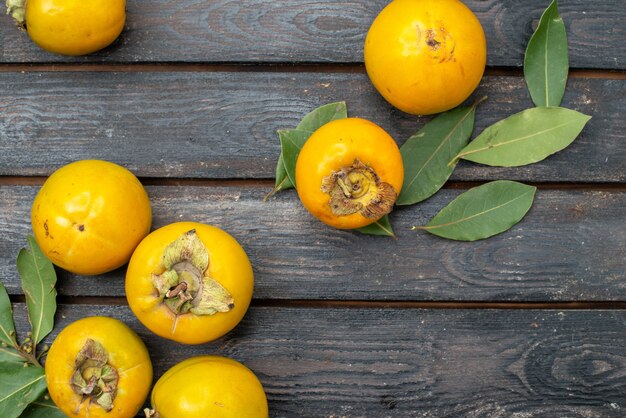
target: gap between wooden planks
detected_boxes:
[8,294,626,310]
[3,176,626,193]
[0,63,624,80]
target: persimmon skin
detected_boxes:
[295,117,403,229]
[125,222,254,344]
[45,316,153,418]
[31,160,151,275]
[148,356,268,418]
[25,0,126,56]
[364,0,487,115]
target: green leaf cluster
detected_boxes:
[0,237,58,418]
[402,0,589,241]
[269,0,589,242]
[401,0,591,241]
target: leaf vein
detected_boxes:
[31,249,46,346]
[374,220,394,237]
[0,374,45,403]
[545,12,550,106]
[457,120,572,160]
[423,190,534,230]
[404,107,472,191]
[0,346,22,360]
[0,324,14,345]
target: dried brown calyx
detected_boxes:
[152,229,234,317]
[70,339,119,412]
[321,159,397,219]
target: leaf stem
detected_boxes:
[444,96,488,168]
[472,95,488,108]
[375,220,397,239]
[7,339,43,367]
[21,350,42,368]
[263,177,289,202]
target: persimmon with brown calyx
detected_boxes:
[295,117,404,229]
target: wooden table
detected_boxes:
[2,1,625,416]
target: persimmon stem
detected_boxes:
[472,95,488,108]
[165,281,188,298]
[263,177,289,201]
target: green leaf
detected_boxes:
[524,0,568,107]
[0,346,24,364]
[279,129,313,188]
[19,396,66,418]
[271,102,348,195]
[455,107,590,167]
[296,101,347,132]
[397,101,481,206]
[16,237,57,346]
[0,362,47,418]
[416,181,536,241]
[274,157,294,191]
[0,283,17,347]
[355,215,395,237]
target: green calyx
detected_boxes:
[152,229,234,316]
[70,339,119,412]
[6,0,26,27]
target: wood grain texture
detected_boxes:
[9,303,626,417]
[0,72,621,182]
[2,185,625,301]
[0,1,624,68]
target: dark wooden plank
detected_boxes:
[0,1,624,69]
[9,303,626,417]
[1,72,623,182]
[2,185,625,301]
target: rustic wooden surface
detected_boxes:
[1,0,625,416]
[0,0,624,68]
[3,186,626,302]
[0,73,624,182]
[11,304,626,417]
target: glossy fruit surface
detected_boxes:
[126,222,254,344]
[31,160,152,275]
[364,0,487,115]
[45,316,153,418]
[295,117,403,229]
[146,356,268,418]
[24,0,126,55]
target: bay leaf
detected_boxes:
[0,283,16,347]
[0,346,23,364]
[279,129,312,188]
[271,102,348,195]
[273,157,294,192]
[16,237,57,346]
[356,215,395,238]
[0,362,47,418]
[415,181,536,241]
[19,396,66,418]
[524,0,568,107]
[455,107,590,167]
[397,101,481,206]
[296,101,348,132]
